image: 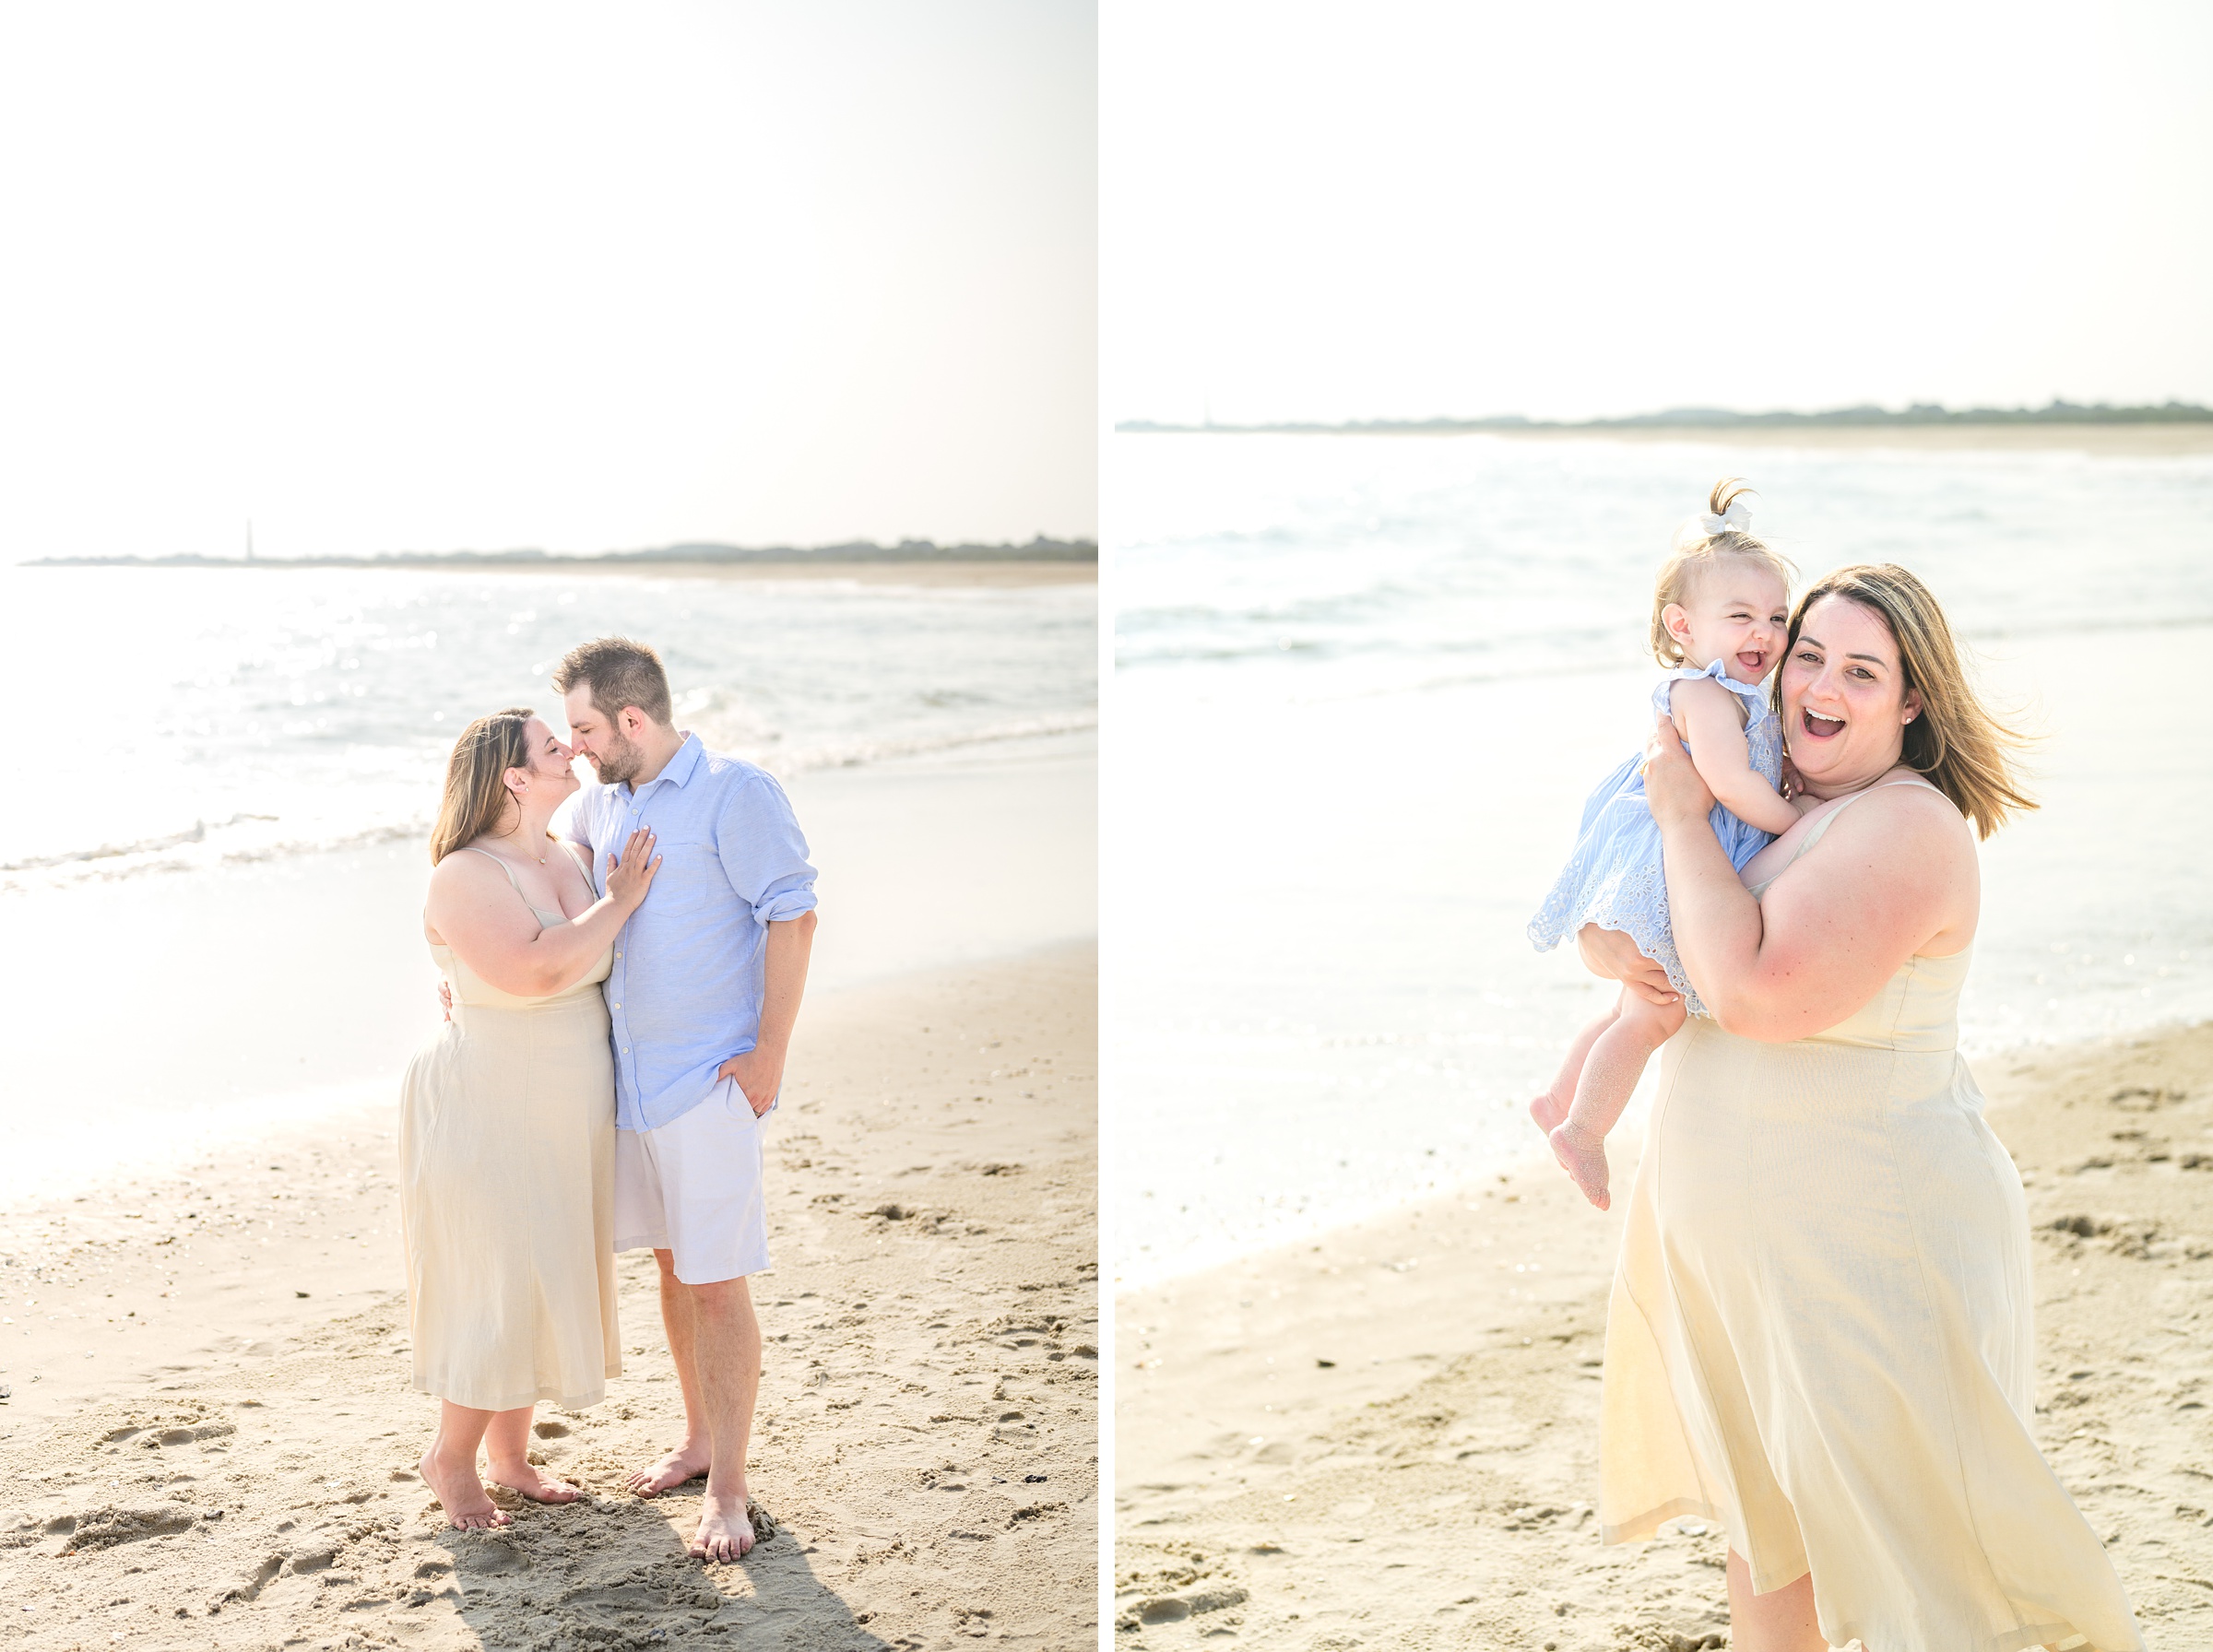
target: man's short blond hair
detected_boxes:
[551,636,673,726]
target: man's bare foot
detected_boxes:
[1529,1089,1569,1135]
[624,1442,711,1497]
[1549,1120,1611,1210]
[485,1460,583,1504]
[418,1447,513,1530]
[690,1485,757,1564]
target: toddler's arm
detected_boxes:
[1669,676,1799,837]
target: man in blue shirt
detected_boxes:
[554,636,818,1564]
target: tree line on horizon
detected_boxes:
[26,535,1099,571]
[1118,398,2213,434]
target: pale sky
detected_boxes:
[0,3,1095,562]
[1104,0,2213,427]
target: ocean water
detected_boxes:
[5,563,1095,890]
[1108,432,2213,1285]
[0,562,1095,1206]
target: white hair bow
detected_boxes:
[1699,499,1752,536]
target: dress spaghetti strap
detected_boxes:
[1786,772,1942,869]
[457,844,527,893]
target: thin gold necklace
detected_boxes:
[494,826,549,866]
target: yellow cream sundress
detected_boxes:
[398,845,621,1411]
[1600,777,2144,1652]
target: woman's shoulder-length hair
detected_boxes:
[1780,563,2035,841]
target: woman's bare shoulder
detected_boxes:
[426,844,512,902]
[1816,775,1977,878]
[1757,773,1978,963]
[428,846,484,884]
[1869,773,1970,831]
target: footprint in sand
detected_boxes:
[60,1504,200,1553]
[216,1552,286,1605]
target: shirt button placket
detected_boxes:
[621,791,641,1101]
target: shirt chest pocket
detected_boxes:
[640,833,730,915]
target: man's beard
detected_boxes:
[588,727,644,785]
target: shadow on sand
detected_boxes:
[430,1487,891,1650]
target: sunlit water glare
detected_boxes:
[8,564,1095,888]
[1109,432,2213,1284]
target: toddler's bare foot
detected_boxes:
[625,1441,712,1497]
[1529,1089,1570,1135]
[690,1484,758,1564]
[1548,1121,1611,1210]
[485,1460,583,1504]
[418,1447,512,1530]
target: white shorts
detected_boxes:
[613,1079,771,1285]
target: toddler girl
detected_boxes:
[1525,479,1801,1208]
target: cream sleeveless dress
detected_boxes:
[398,845,621,1412]
[1600,777,2144,1652]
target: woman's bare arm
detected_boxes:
[1644,716,1972,1042]
[426,830,659,997]
[1670,676,1799,837]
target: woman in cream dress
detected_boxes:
[404,708,660,1530]
[1577,567,2143,1651]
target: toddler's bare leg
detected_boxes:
[1549,988,1686,1210]
[1530,1004,1618,1135]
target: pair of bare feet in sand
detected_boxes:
[419,1437,759,1561]
[1529,1090,1613,1210]
[416,1442,585,1533]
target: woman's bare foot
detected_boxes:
[485,1459,583,1504]
[1548,1120,1611,1210]
[690,1484,757,1564]
[1529,1089,1569,1135]
[624,1441,712,1497]
[418,1447,513,1530]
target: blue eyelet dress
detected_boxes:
[1526,658,1784,1017]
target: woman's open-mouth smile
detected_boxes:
[1800,707,1845,739]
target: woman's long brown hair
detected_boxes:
[429,708,537,863]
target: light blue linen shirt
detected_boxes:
[566,734,818,1133]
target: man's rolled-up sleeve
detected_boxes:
[717,773,819,925]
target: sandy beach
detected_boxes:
[1116,1021,2213,1650]
[0,943,1097,1650]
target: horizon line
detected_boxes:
[1116,397,2213,434]
[17,534,1100,572]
